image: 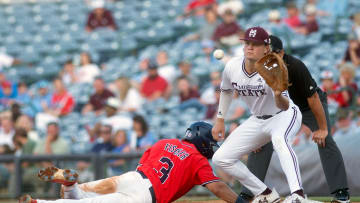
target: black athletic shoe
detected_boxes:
[331,189,350,203]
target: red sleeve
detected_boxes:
[60,95,75,115]
[159,78,168,92]
[105,10,117,29]
[194,157,220,186]
[86,12,95,29]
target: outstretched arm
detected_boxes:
[206,181,242,203]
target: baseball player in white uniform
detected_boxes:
[212,27,316,203]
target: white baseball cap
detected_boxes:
[268,10,280,20]
[106,97,120,109]
[91,0,105,9]
[320,70,334,80]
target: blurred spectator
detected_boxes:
[82,77,114,115]
[217,0,243,16]
[91,124,114,153]
[319,70,338,106]
[204,85,220,121]
[75,52,101,84]
[200,71,222,105]
[316,0,348,18]
[294,5,319,35]
[59,60,76,86]
[352,12,360,40]
[283,2,302,29]
[86,0,117,32]
[34,122,70,167]
[87,97,133,142]
[108,129,130,175]
[15,82,31,106]
[129,115,156,151]
[15,115,39,142]
[184,7,219,42]
[184,0,216,17]
[176,76,204,112]
[333,63,358,108]
[0,52,22,70]
[31,81,51,115]
[342,33,360,67]
[212,9,242,47]
[333,108,359,138]
[0,81,17,108]
[10,103,22,124]
[44,78,75,117]
[266,10,293,38]
[108,76,143,112]
[140,63,169,101]
[0,116,14,149]
[156,51,177,84]
[201,40,217,63]
[177,60,199,89]
[12,128,36,156]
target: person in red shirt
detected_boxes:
[184,0,216,17]
[212,9,242,47]
[85,1,117,32]
[82,77,114,115]
[20,122,247,203]
[283,2,302,29]
[333,63,358,108]
[140,63,168,101]
[43,78,75,116]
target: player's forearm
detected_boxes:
[206,182,238,203]
[217,90,233,119]
[307,92,328,131]
[274,94,289,110]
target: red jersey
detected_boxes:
[141,76,168,98]
[50,91,74,115]
[137,139,219,203]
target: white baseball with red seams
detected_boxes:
[212,55,304,196]
[213,49,224,60]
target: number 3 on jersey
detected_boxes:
[156,157,174,184]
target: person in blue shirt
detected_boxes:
[130,115,156,151]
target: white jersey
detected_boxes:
[221,56,293,116]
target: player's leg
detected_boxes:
[21,171,154,203]
[239,142,274,200]
[302,91,349,201]
[267,106,303,194]
[21,192,151,203]
[212,116,272,196]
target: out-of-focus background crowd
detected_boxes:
[0,0,359,197]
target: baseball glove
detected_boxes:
[255,52,289,92]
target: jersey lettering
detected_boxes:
[164,143,190,160]
[157,157,174,184]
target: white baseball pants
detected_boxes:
[36,171,154,203]
[213,105,303,195]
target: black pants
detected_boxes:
[241,90,348,196]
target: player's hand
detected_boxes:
[253,147,262,153]
[212,118,225,141]
[312,129,328,147]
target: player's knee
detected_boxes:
[212,151,232,168]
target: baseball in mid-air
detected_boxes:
[213,49,224,60]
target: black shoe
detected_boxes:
[239,192,254,202]
[331,189,350,203]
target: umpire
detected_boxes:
[239,35,350,203]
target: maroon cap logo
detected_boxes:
[241,26,270,44]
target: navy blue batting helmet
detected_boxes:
[183,121,219,159]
